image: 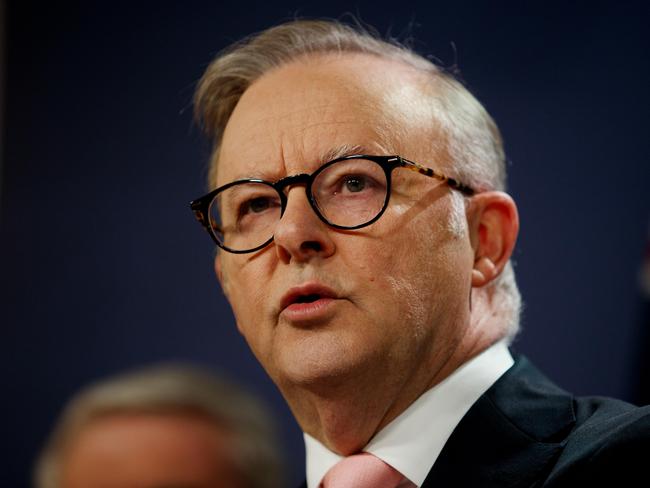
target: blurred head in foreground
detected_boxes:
[34,364,284,488]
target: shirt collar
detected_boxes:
[304,341,514,487]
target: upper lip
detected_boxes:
[280,282,339,311]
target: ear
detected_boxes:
[468,191,519,288]
[214,252,230,298]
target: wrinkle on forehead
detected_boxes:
[216,53,442,185]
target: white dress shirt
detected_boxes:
[304,341,514,487]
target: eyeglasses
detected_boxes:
[190,155,475,254]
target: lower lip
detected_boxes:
[281,297,337,323]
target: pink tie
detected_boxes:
[320,452,404,488]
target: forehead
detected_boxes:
[216,53,439,185]
[61,412,235,488]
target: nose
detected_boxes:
[273,186,336,264]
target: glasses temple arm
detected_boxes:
[398,157,475,196]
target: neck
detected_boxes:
[282,292,505,455]
[285,344,497,454]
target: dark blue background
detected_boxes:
[2,1,649,486]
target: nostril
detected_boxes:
[300,241,322,252]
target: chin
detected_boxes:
[266,317,381,393]
[273,343,362,393]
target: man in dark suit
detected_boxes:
[190,19,649,487]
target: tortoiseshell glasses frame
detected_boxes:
[190,154,476,254]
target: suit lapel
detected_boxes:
[422,356,575,488]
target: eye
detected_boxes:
[213,182,281,235]
[245,196,273,214]
[234,193,281,227]
[238,195,281,221]
[312,158,386,202]
[342,175,367,193]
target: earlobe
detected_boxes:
[469,192,519,288]
[472,256,497,286]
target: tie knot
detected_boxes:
[320,453,403,488]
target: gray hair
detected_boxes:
[34,364,284,488]
[194,18,521,341]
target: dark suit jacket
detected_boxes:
[421,355,650,487]
[300,356,650,487]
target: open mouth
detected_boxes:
[293,294,322,304]
[280,283,339,312]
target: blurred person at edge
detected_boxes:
[190,19,650,488]
[34,364,285,488]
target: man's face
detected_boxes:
[216,54,476,409]
[60,412,247,488]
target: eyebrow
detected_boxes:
[230,144,377,184]
[318,144,370,163]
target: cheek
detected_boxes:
[340,225,436,319]
[219,258,269,331]
[375,210,469,322]
[389,228,440,309]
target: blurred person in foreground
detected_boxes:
[34,364,284,488]
[190,18,650,487]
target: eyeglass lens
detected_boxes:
[208,158,389,252]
